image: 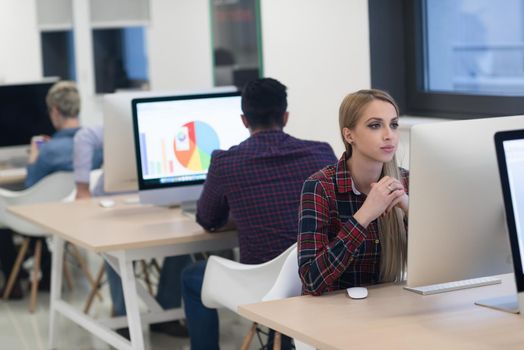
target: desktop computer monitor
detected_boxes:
[131,91,249,207]
[103,91,149,193]
[103,87,237,193]
[0,79,57,163]
[494,128,524,314]
[406,115,524,289]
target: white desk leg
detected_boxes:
[48,236,64,350]
[104,254,163,314]
[117,252,145,350]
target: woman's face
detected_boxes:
[343,99,399,163]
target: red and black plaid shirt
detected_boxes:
[298,153,409,295]
[196,130,336,264]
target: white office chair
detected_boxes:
[261,245,315,350]
[202,243,315,350]
[0,171,75,312]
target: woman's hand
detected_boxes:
[384,178,409,215]
[353,176,405,227]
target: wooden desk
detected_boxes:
[11,195,236,253]
[239,274,524,350]
[9,195,237,350]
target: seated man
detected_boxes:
[181,77,337,350]
[73,125,192,338]
[26,81,81,187]
[0,81,81,297]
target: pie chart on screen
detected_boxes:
[173,121,220,171]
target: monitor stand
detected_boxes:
[475,294,520,314]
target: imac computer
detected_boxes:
[0,78,57,164]
[405,115,524,295]
[131,91,249,207]
[494,128,524,315]
[103,91,150,193]
[103,87,237,193]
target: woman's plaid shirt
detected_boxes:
[298,154,409,295]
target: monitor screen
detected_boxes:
[0,79,57,147]
[103,87,237,193]
[406,115,524,288]
[495,129,524,295]
[131,91,249,206]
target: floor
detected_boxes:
[0,250,264,350]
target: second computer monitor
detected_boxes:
[132,91,249,206]
[103,92,144,192]
[0,79,57,163]
[103,87,237,193]
[406,115,524,288]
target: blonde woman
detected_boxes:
[298,89,408,295]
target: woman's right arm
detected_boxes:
[298,179,369,296]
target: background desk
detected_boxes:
[9,195,237,350]
[239,274,524,350]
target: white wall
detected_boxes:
[147,0,213,91]
[0,0,369,145]
[72,0,99,127]
[0,0,371,147]
[260,0,371,156]
[0,1,42,83]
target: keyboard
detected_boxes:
[404,276,502,295]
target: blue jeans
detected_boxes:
[106,255,192,316]
[181,261,219,350]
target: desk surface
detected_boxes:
[239,274,524,350]
[8,195,236,253]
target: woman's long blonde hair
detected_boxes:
[339,89,407,283]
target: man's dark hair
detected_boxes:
[241,78,287,129]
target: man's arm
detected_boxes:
[73,126,103,199]
[75,183,91,199]
[196,152,230,232]
[25,146,53,188]
[210,218,236,232]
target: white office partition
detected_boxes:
[260,0,371,156]
[148,0,214,91]
[0,1,42,83]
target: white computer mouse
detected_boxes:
[346,287,368,299]
[99,199,116,208]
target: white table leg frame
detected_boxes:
[48,236,63,350]
[104,254,165,315]
[48,237,132,350]
[116,250,145,350]
[47,234,237,350]
[107,252,186,330]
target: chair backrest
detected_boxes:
[0,171,75,235]
[262,243,301,301]
[262,244,316,350]
[202,242,297,312]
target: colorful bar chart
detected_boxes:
[139,133,149,176]
[140,121,220,178]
